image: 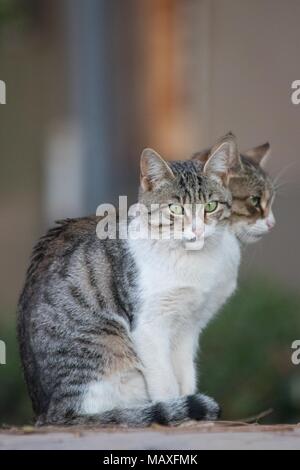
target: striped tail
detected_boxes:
[39,393,221,427]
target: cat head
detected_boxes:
[138,134,240,249]
[192,136,276,244]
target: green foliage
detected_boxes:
[0,0,30,30]
[0,277,299,425]
[199,277,300,423]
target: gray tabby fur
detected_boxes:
[18,140,240,426]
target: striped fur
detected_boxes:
[192,135,276,243]
[18,141,240,427]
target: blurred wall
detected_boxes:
[0,0,68,310]
[0,0,299,316]
[207,0,300,288]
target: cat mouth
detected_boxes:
[236,230,265,243]
[242,232,264,243]
[249,233,263,239]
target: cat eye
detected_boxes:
[205,201,219,214]
[169,203,184,216]
[250,196,261,208]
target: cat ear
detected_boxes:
[203,133,241,181]
[243,142,271,168]
[140,148,175,191]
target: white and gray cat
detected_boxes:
[18,133,275,426]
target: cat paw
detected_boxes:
[187,393,221,421]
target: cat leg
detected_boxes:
[132,320,180,401]
[42,366,150,425]
[172,342,197,396]
[81,368,150,415]
[172,329,198,395]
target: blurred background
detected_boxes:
[0,0,299,425]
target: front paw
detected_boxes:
[187,393,221,421]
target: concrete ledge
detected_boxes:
[1,422,299,450]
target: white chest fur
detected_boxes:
[130,229,240,331]
[129,229,241,400]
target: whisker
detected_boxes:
[274,176,299,195]
[274,182,289,193]
[273,161,297,186]
[273,189,287,198]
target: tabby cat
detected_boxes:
[192,135,275,242]
[18,134,275,427]
[189,134,276,349]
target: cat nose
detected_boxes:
[267,219,275,229]
[266,214,275,230]
[184,226,203,241]
[183,233,197,242]
[192,223,205,239]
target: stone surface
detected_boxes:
[1,422,299,450]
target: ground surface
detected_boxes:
[1,422,299,450]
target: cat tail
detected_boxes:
[38,394,220,427]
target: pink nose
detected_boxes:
[194,228,204,238]
[267,218,275,230]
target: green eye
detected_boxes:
[250,196,261,208]
[169,203,184,216]
[205,201,219,213]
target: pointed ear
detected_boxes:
[203,133,241,181]
[243,142,271,168]
[140,148,174,191]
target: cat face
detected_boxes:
[138,135,239,249]
[193,139,276,244]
